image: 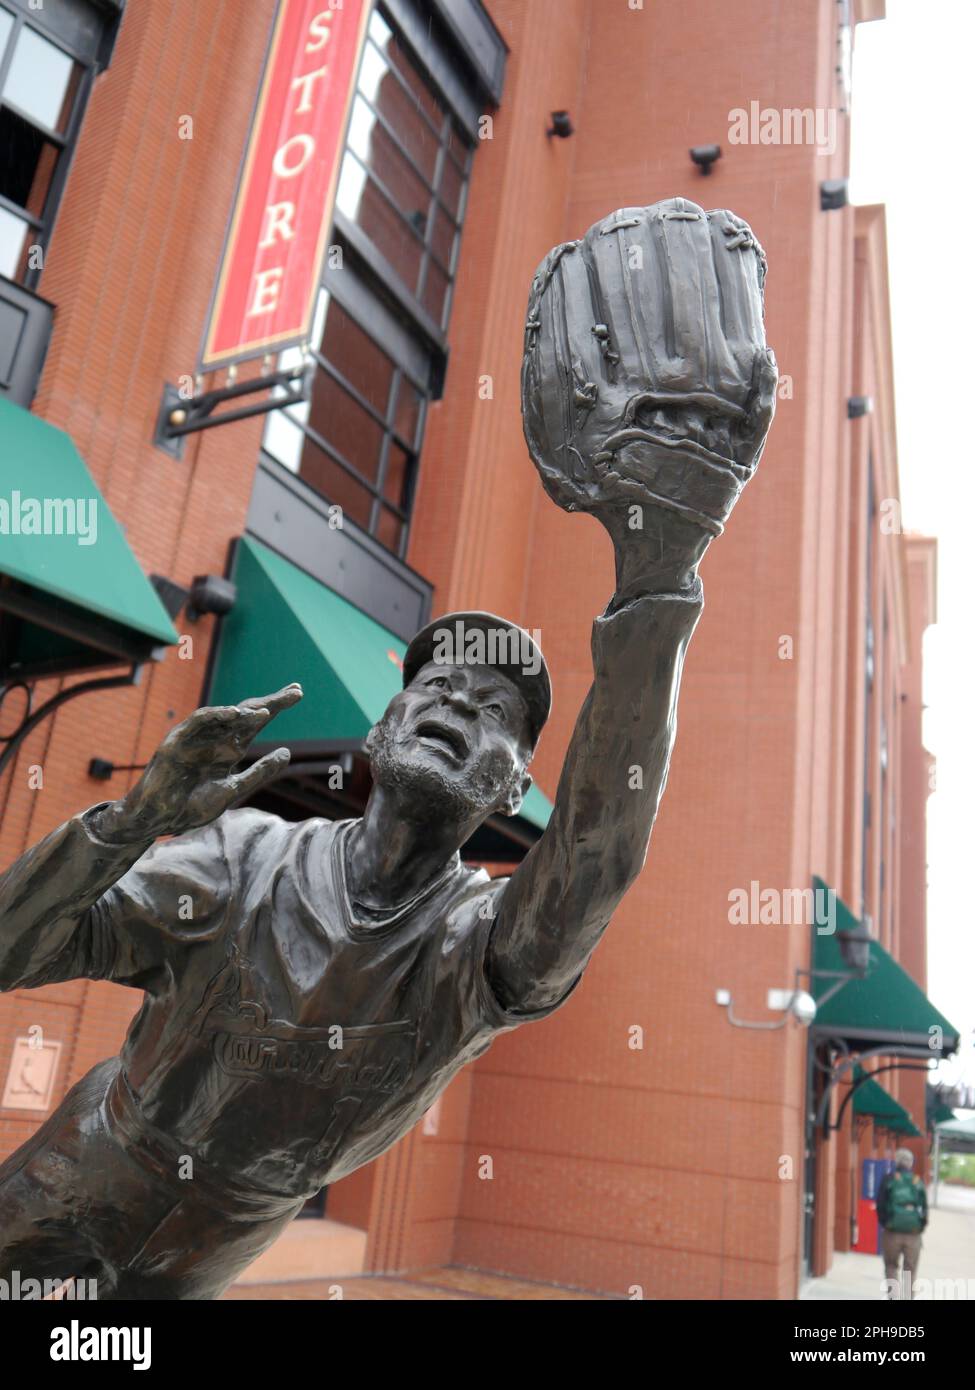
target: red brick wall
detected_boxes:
[413,0,846,1298]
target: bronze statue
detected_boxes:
[0,199,775,1298]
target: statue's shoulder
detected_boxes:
[213,806,325,862]
[442,869,509,934]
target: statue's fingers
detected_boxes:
[224,685,303,747]
[586,206,673,392]
[171,705,242,750]
[176,697,286,764]
[738,347,778,469]
[236,684,303,716]
[226,747,291,802]
[706,209,767,363]
[655,199,723,391]
[526,241,585,471]
[560,236,600,391]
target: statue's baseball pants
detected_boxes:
[0,1059,303,1300]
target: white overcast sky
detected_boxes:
[850,0,975,1092]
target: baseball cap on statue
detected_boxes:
[403,611,551,750]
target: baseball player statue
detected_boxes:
[0,199,775,1298]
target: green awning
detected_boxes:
[519,782,552,832]
[209,537,553,850]
[812,878,960,1055]
[931,1101,957,1127]
[0,398,177,676]
[935,1114,975,1151]
[885,1116,924,1138]
[210,536,409,746]
[852,1065,923,1137]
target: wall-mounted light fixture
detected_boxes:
[820,178,848,211]
[689,144,722,175]
[547,110,574,139]
[837,919,872,976]
[847,396,873,419]
[187,575,237,622]
[88,757,148,782]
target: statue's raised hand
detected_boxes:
[521,198,777,588]
[94,685,303,844]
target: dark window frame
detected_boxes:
[262,0,495,561]
[335,3,474,335]
[0,0,116,292]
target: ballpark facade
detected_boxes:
[0,0,952,1298]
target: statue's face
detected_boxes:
[366,660,533,824]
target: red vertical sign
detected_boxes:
[200,0,369,369]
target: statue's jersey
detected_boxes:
[61,809,576,1202]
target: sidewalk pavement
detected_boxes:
[800,1182,975,1300]
[227,1266,619,1299]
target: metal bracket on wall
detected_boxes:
[0,666,142,779]
[831,1060,934,1138]
[154,362,310,459]
[814,1043,936,1138]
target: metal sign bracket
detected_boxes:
[154,361,309,458]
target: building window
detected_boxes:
[261,0,502,561]
[336,6,470,333]
[0,0,116,290]
[263,285,426,560]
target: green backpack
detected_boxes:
[886,1171,923,1233]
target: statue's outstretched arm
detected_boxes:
[0,687,300,991]
[486,199,776,1014]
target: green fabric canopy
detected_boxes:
[211,536,411,745]
[0,397,177,650]
[852,1065,923,1137]
[518,780,552,833]
[210,537,554,834]
[935,1114,975,1145]
[812,878,959,1055]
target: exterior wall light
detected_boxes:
[820,178,848,211]
[547,111,574,139]
[837,922,872,976]
[187,575,237,622]
[690,144,721,175]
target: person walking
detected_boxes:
[877,1148,928,1299]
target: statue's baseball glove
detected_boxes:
[521,198,777,538]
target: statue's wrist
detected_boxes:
[607,575,703,617]
[612,535,706,601]
[88,798,155,847]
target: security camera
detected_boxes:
[789,990,817,1027]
